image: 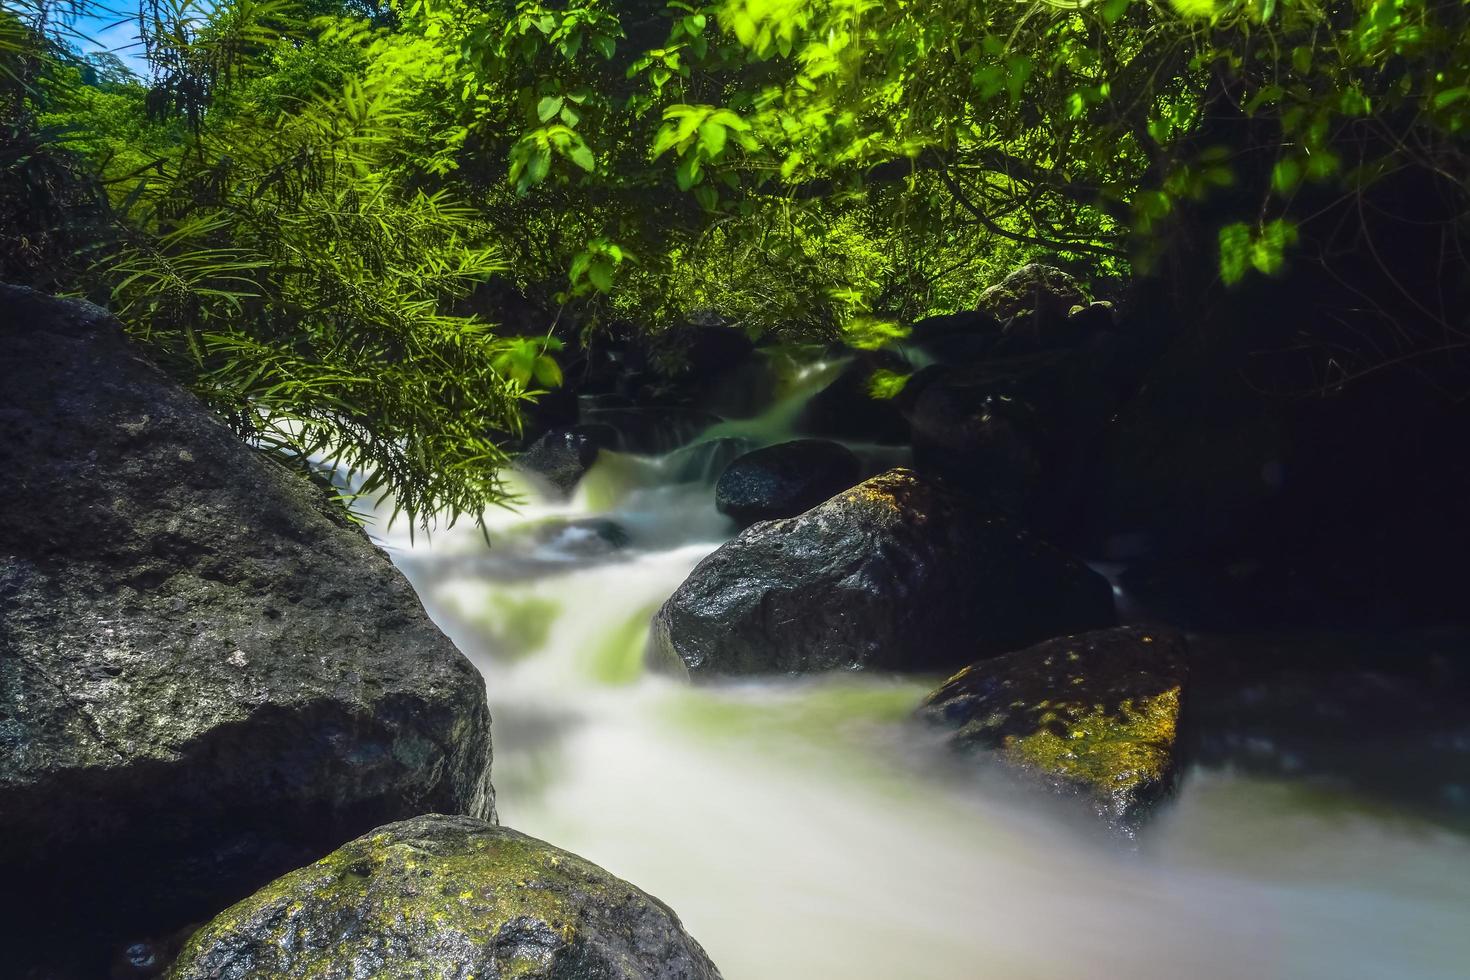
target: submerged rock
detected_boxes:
[0,286,493,960]
[651,469,1115,676]
[715,439,862,527]
[919,627,1188,831]
[166,814,723,980]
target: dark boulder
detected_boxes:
[908,382,1043,514]
[648,319,755,382]
[919,627,1188,833]
[515,424,617,497]
[166,814,723,980]
[795,355,911,445]
[650,469,1116,676]
[904,309,1004,364]
[714,439,862,527]
[0,286,494,968]
[978,264,1090,353]
[906,344,1143,541]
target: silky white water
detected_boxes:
[348,367,1470,980]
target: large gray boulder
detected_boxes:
[651,469,1116,676]
[166,814,723,980]
[0,286,494,963]
[919,627,1189,834]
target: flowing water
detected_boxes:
[348,362,1470,980]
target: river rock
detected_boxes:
[0,286,494,962]
[650,469,1116,676]
[165,814,723,980]
[919,627,1188,831]
[715,439,862,527]
[516,424,617,496]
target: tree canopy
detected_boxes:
[3,0,1467,523]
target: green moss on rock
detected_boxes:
[166,814,722,980]
[920,627,1188,832]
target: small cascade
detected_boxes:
[337,355,1470,980]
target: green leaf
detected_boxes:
[526,146,551,186]
[867,369,910,400]
[566,142,595,171]
[698,119,728,157]
[1218,222,1252,285]
[1168,0,1216,18]
[1434,87,1468,109]
[1271,157,1303,194]
[675,153,702,189]
[588,259,614,292]
[537,95,564,122]
[533,355,564,388]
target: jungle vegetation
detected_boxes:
[3,0,1467,525]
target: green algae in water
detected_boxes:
[585,604,657,685]
[484,593,562,659]
[662,675,930,754]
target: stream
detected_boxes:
[348,362,1470,980]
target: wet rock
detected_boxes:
[516,424,617,497]
[920,627,1188,832]
[651,469,1116,676]
[166,814,723,980]
[0,286,494,963]
[715,439,862,527]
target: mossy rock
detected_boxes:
[920,627,1188,832]
[0,286,493,970]
[166,814,723,980]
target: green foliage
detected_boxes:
[7,0,1468,523]
[0,2,112,289]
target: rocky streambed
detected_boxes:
[5,278,1470,979]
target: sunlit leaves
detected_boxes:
[569,238,632,294]
[1168,0,1218,19]
[867,368,911,400]
[1218,219,1299,284]
[493,336,565,388]
[840,316,909,350]
[509,124,597,190]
